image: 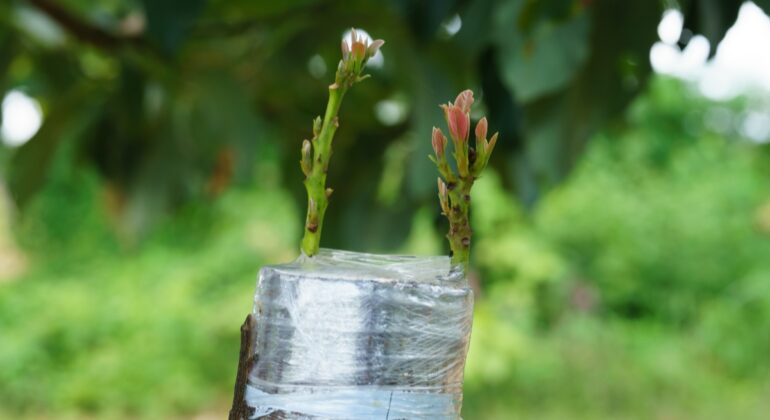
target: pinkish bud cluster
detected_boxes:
[336,29,385,87]
[472,116,498,176]
[432,127,447,158]
[440,90,473,145]
[430,89,500,265]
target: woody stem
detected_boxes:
[446,176,473,266]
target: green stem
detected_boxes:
[297,30,384,256]
[301,85,348,256]
[447,176,473,267]
[432,91,498,268]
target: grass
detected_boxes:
[0,185,299,419]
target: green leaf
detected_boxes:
[494,2,590,102]
[518,0,663,185]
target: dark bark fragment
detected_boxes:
[229,314,257,420]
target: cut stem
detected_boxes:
[298,29,384,257]
[301,86,347,256]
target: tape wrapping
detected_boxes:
[246,249,473,419]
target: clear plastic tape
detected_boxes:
[246,249,474,419]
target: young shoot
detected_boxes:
[430,90,499,267]
[300,29,384,257]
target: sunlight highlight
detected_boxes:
[1,90,43,147]
[650,2,770,101]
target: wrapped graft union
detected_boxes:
[246,249,474,419]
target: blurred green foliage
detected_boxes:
[2,76,770,419]
[1,142,299,417]
[2,0,763,249]
[464,78,770,418]
[2,0,770,419]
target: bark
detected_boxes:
[228,314,257,420]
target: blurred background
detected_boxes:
[2,0,770,418]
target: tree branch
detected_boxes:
[25,0,146,51]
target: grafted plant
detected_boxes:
[300,30,384,256]
[430,90,499,266]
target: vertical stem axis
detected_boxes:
[301,86,346,256]
[431,90,499,267]
[299,30,384,257]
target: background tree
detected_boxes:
[2,0,764,250]
[3,1,770,419]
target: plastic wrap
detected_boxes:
[246,249,474,419]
